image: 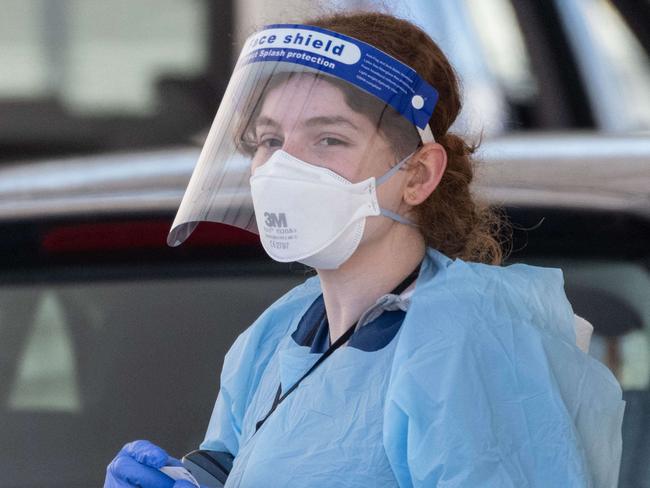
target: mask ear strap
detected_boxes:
[376,122,433,227]
[375,124,435,187]
[376,151,414,186]
[380,208,417,227]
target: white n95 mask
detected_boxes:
[249,149,415,269]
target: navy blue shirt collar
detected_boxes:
[291,294,407,353]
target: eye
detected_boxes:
[260,136,283,148]
[317,137,347,147]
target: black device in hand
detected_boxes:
[182,450,234,487]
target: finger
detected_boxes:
[165,456,184,468]
[121,440,170,468]
[108,454,176,488]
[173,481,202,488]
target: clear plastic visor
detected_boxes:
[167,59,424,247]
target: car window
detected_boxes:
[0,0,207,115]
[0,0,215,161]
[566,260,650,389]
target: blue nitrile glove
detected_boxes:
[104,439,206,488]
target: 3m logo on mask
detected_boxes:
[264,212,288,228]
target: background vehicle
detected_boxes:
[2,0,649,163]
[1,134,649,487]
[1,0,650,487]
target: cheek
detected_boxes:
[301,148,364,181]
[325,161,360,180]
[352,144,399,182]
[359,214,393,246]
[373,176,402,213]
[320,145,391,182]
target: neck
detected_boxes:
[317,223,426,342]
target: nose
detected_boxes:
[250,138,307,173]
[281,139,307,161]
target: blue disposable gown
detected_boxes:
[201,248,625,487]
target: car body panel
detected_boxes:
[1,133,648,222]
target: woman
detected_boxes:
[105,11,624,488]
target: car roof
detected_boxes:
[1,132,649,222]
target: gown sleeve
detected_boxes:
[199,277,322,456]
[383,261,624,488]
[199,330,254,455]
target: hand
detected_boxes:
[104,439,201,488]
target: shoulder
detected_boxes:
[388,248,582,406]
[403,248,575,348]
[390,247,622,418]
[384,249,624,487]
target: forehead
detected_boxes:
[257,74,374,128]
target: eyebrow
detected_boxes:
[254,116,280,129]
[254,115,360,131]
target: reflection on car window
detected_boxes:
[590,330,650,389]
[566,260,650,390]
[464,0,538,109]
[6,290,82,412]
[585,0,650,131]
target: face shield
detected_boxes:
[168,23,438,248]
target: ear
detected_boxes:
[403,142,447,205]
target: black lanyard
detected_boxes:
[255,320,356,432]
[254,264,421,433]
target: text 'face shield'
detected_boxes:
[168,24,438,247]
